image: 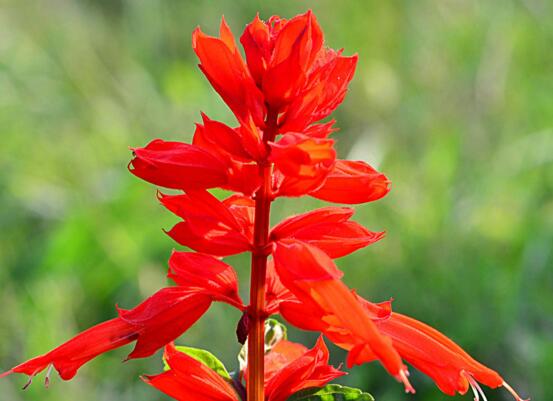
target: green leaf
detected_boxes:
[164,346,231,380]
[287,385,375,401]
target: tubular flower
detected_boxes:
[159,190,253,256]
[270,207,384,258]
[0,288,211,383]
[129,139,229,190]
[146,337,343,401]
[270,240,527,400]
[143,342,238,401]
[272,239,411,390]
[310,159,391,204]
[2,9,527,401]
[192,17,265,126]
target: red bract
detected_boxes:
[3,9,527,401]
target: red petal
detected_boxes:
[129,139,228,190]
[143,343,238,401]
[375,312,504,396]
[117,288,211,360]
[3,288,212,382]
[273,240,406,379]
[264,340,308,379]
[193,23,265,125]
[264,336,345,401]
[159,190,252,256]
[270,133,335,178]
[198,113,253,161]
[2,318,135,381]
[262,11,324,107]
[281,52,358,132]
[265,259,296,315]
[272,207,384,258]
[240,14,271,85]
[167,250,244,309]
[310,159,391,204]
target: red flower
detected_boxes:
[129,139,229,190]
[270,207,384,258]
[1,251,244,384]
[310,159,391,204]
[263,336,345,401]
[145,337,343,401]
[272,239,409,388]
[271,239,528,401]
[0,289,210,383]
[240,12,357,130]
[143,342,238,401]
[193,17,266,126]
[159,190,253,256]
[168,250,244,310]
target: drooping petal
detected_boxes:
[273,239,408,386]
[118,288,212,360]
[159,190,252,256]
[1,288,212,382]
[271,207,384,258]
[167,250,244,310]
[264,336,345,401]
[129,139,228,190]
[193,19,265,126]
[310,159,391,204]
[0,318,135,382]
[143,343,238,401]
[373,312,508,397]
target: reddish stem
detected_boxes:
[247,107,278,401]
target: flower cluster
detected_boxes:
[1,11,527,401]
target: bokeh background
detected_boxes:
[0,0,551,400]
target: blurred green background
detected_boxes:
[0,0,551,400]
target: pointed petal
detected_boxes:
[143,343,238,401]
[310,159,391,204]
[192,24,265,125]
[168,250,244,309]
[264,336,345,401]
[271,207,383,258]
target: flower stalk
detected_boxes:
[247,107,279,401]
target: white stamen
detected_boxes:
[44,364,53,388]
[502,381,530,401]
[466,373,488,401]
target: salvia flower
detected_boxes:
[2,10,527,401]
